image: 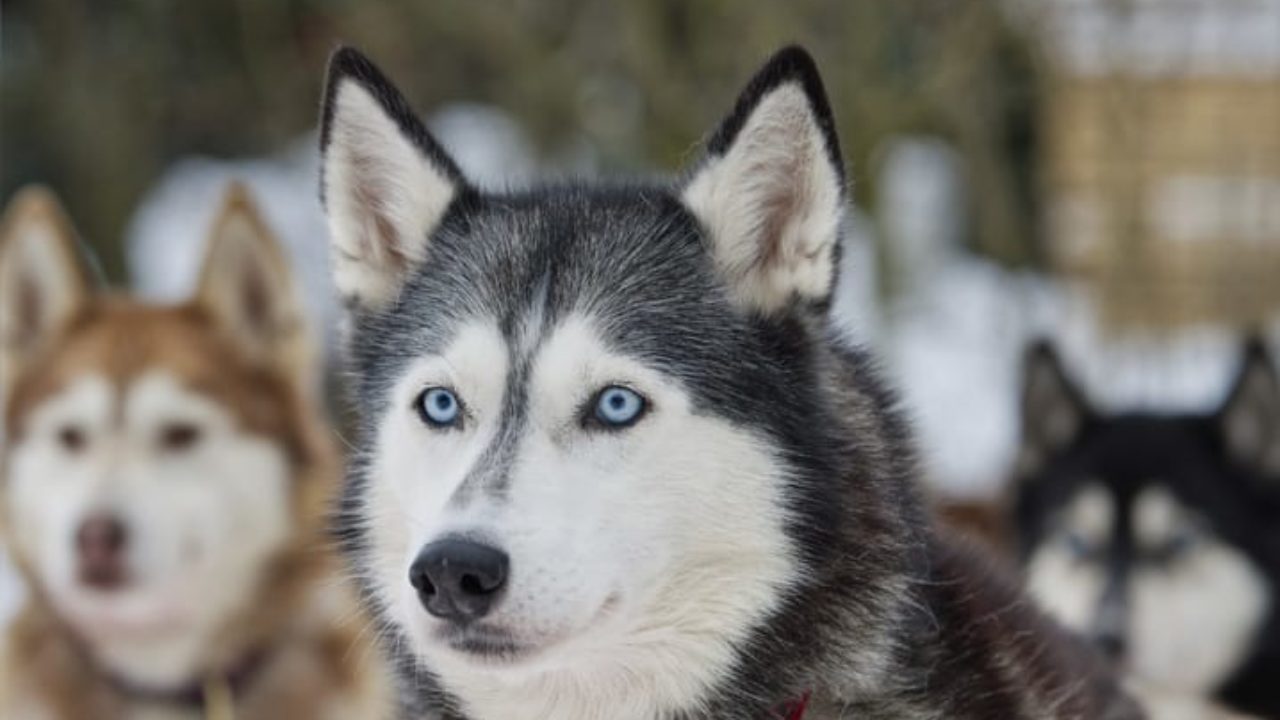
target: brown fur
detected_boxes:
[933,496,1015,560]
[0,187,393,719]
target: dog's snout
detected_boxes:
[76,514,128,590]
[409,538,509,622]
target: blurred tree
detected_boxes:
[1,0,1042,284]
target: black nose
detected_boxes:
[409,538,509,622]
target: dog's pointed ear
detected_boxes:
[320,46,468,314]
[196,183,314,385]
[0,187,95,393]
[1019,341,1089,467]
[682,46,846,315]
[1218,338,1280,474]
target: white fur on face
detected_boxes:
[323,80,456,311]
[363,316,796,719]
[682,83,843,314]
[1026,483,1112,631]
[6,371,292,688]
[1127,488,1269,693]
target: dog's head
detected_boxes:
[1014,340,1279,694]
[320,46,850,704]
[0,185,325,686]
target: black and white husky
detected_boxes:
[319,45,1139,719]
[1015,339,1280,718]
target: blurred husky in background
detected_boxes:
[1015,339,1280,718]
[0,186,391,719]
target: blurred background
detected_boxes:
[2,0,1280,616]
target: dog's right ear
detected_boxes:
[1019,340,1089,469]
[197,183,315,388]
[0,187,94,393]
[1218,338,1280,475]
[682,47,846,316]
[319,47,468,314]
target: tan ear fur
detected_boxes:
[196,182,316,393]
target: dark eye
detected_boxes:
[160,423,201,452]
[591,386,647,429]
[1158,529,1198,561]
[1063,531,1097,560]
[417,387,462,428]
[58,426,87,453]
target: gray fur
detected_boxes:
[322,46,1140,720]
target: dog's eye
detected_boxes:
[1152,528,1198,563]
[159,423,202,452]
[58,425,88,453]
[1063,531,1098,561]
[417,387,463,428]
[590,386,647,429]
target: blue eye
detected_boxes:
[418,387,462,428]
[593,386,646,428]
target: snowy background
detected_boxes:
[5,0,1280,637]
[3,114,1278,632]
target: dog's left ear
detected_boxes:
[1218,338,1280,475]
[683,46,846,315]
[196,183,313,385]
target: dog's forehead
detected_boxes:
[5,299,292,439]
[364,186,740,367]
[446,186,715,323]
[353,184,819,432]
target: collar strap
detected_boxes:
[101,646,267,715]
[777,689,812,719]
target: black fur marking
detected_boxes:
[703,45,845,186]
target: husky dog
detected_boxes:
[0,186,392,719]
[1015,340,1280,718]
[320,46,1140,719]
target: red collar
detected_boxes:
[777,690,812,719]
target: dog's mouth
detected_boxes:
[76,564,133,593]
[427,592,623,667]
[434,623,536,664]
[51,572,190,639]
